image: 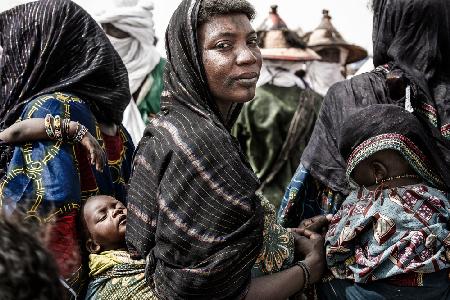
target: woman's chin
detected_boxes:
[230,88,256,103]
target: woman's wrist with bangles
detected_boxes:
[295,260,311,290]
[288,259,312,295]
[44,114,88,143]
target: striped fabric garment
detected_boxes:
[125,0,264,299]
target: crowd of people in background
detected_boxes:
[0,0,449,299]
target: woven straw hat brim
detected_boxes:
[304,30,368,64]
[309,42,367,64]
[260,47,321,61]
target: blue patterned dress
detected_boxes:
[0,92,134,292]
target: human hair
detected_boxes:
[80,196,96,252]
[0,213,63,300]
[197,0,256,26]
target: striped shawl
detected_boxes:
[125,0,263,299]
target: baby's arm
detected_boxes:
[1,118,50,143]
[0,118,105,171]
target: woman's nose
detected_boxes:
[236,46,258,66]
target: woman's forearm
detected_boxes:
[245,265,305,300]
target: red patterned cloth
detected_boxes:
[325,185,450,284]
[47,210,82,281]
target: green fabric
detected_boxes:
[252,195,295,277]
[233,84,322,209]
[86,250,155,300]
[137,58,166,123]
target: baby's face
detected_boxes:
[351,150,414,187]
[83,195,127,252]
[352,159,374,187]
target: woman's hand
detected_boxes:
[80,132,106,172]
[293,229,325,284]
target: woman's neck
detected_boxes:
[215,99,233,124]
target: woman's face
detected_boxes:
[198,14,262,113]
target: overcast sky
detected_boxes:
[1,0,374,56]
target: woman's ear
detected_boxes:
[86,238,101,254]
[371,160,388,183]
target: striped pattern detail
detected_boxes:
[441,124,450,138]
[126,107,263,299]
[415,103,439,127]
[346,133,443,187]
[125,0,264,297]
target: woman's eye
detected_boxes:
[216,42,232,49]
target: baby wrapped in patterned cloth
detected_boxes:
[325,104,450,287]
[81,195,156,300]
[81,194,296,299]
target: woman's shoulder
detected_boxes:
[322,72,387,110]
[329,71,386,95]
[29,92,86,105]
[23,92,94,125]
[142,113,233,158]
[24,92,89,115]
[150,110,226,138]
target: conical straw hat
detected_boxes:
[305,10,367,64]
[257,5,320,62]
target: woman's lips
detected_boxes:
[234,72,259,86]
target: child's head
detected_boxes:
[350,149,415,186]
[82,195,127,254]
[339,104,446,189]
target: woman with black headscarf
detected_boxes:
[0,0,134,294]
[279,0,450,228]
[125,0,326,299]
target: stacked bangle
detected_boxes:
[44,114,55,139]
[43,114,88,143]
[62,118,70,141]
[72,122,80,140]
[296,260,311,290]
[53,115,62,140]
[73,123,88,143]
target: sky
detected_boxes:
[0,0,374,56]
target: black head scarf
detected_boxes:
[339,104,449,189]
[373,0,450,149]
[301,0,450,194]
[373,0,450,93]
[0,0,130,129]
[126,0,263,299]
[162,0,243,130]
